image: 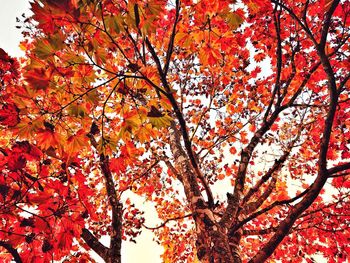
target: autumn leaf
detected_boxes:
[254,52,266,62]
[147,106,172,128]
[7,154,26,171]
[0,103,20,127]
[36,127,61,151]
[34,39,55,59]
[110,157,126,174]
[67,129,88,154]
[223,11,244,30]
[15,117,44,139]
[24,68,51,90]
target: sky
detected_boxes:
[0,1,163,262]
[0,0,30,57]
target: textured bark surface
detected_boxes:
[169,124,239,262]
[88,134,123,263]
[0,241,22,263]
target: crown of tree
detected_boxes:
[0,0,349,262]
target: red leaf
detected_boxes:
[24,68,51,90]
[110,157,126,173]
[0,48,9,60]
[7,154,26,171]
[0,103,20,127]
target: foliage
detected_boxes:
[0,0,349,262]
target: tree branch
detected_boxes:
[327,162,350,176]
[143,214,192,230]
[242,227,277,236]
[220,110,281,228]
[146,33,214,207]
[231,187,310,236]
[0,241,22,263]
[81,228,109,262]
[271,0,318,46]
[242,149,291,205]
[87,133,123,262]
[249,3,341,258]
[319,0,340,49]
[163,0,180,75]
[263,4,283,122]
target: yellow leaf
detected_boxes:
[224,12,244,30]
[105,15,122,34]
[67,104,87,118]
[15,118,44,139]
[67,129,88,154]
[135,123,157,143]
[148,114,172,129]
[97,136,117,155]
[34,39,54,59]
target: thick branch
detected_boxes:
[99,155,122,262]
[81,228,109,262]
[0,241,22,263]
[87,134,122,262]
[146,36,214,207]
[327,162,350,176]
[169,122,202,198]
[319,0,340,48]
[243,149,290,205]
[242,174,278,216]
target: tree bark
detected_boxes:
[81,228,109,262]
[0,241,22,263]
[168,124,239,262]
[88,134,122,263]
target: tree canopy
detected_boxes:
[0,0,349,262]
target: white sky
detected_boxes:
[0,0,30,56]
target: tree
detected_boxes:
[0,0,349,262]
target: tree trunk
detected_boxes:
[106,254,121,263]
[194,219,242,263]
[168,125,241,262]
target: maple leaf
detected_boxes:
[110,157,126,173]
[147,106,172,128]
[36,127,61,151]
[224,11,245,30]
[15,117,44,139]
[7,154,26,171]
[254,52,266,62]
[30,1,56,33]
[24,68,51,90]
[67,129,88,154]
[0,103,20,127]
[34,38,55,59]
